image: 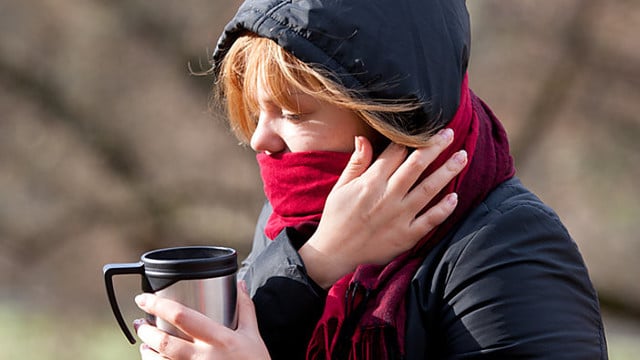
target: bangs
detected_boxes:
[217,34,426,147]
[246,38,327,114]
[219,34,328,143]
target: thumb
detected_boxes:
[334,136,373,188]
[236,281,259,334]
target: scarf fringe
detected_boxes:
[307,324,402,360]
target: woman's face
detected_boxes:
[250,83,378,154]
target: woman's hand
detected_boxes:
[134,281,270,360]
[299,128,467,289]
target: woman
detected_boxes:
[134,0,608,359]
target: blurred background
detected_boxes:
[0,0,638,358]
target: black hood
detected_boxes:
[213,0,470,127]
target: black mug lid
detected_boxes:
[141,246,237,280]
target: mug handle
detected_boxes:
[103,262,145,344]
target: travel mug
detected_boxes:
[103,246,238,344]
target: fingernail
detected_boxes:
[133,318,144,332]
[135,294,148,307]
[238,280,248,293]
[354,136,363,153]
[446,193,458,207]
[438,128,453,142]
[453,150,467,164]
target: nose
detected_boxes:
[250,114,286,154]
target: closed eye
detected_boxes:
[282,111,306,122]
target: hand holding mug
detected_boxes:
[134,281,270,360]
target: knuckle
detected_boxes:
[423,204,449,228]
[356,181,381,203]
[406,151,429,171]
[358,181,374,196]
[417,218,437,235]
[170,307,188,327]
[158,332,171,353]
[430,207,447,224]
[446,158,463,172]
[391,237,409,252]
[418,181,438,198]
[349,154,367,168]
[421,211,438,229]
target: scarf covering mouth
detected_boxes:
[258,150,352,241]
[257,74,515,359]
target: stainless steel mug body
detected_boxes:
[104,246,238,344]
[155,273,238,340]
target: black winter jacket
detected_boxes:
[241,178,607,359]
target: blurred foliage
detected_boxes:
[1,0,639,358]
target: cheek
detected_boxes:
[327,122,376,152]
[281,118,370,153]
[285,131,354,153]
[312,125,371,152]
[280,130,321,152]
[327,133,357,152]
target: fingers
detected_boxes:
[336,128,455,193]
[334,136,374,188]
[363,141,408,181]
[236,281,260,335]
[406,148,467,208]
[135,293,233,346]
[411,192,458,234]
[405,148,467,234]
[136,318,194,359]
[387,128,455,195]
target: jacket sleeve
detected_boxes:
[241,202,327,360]
[432,200,608,359]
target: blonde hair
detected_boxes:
[215,34,431,147]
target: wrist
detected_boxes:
[298,241,354,289]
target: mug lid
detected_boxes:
[142,246,237,279]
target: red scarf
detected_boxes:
[257,74,515,359]
[258,150,352,241]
